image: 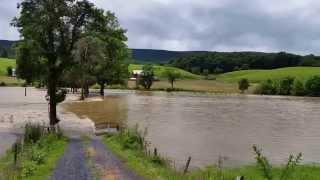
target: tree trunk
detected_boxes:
[48,73,59,126]
[84,83,89,97]
[171,80,174,89]
[99,83,105,96]
[81,87,85,100]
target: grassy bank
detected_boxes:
[217,67,320,83]
[0,126,68,179]
[103,130,320,180]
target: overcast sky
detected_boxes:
[1,0,320,54]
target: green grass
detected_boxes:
[129,64,202,80]
[0,58,23,86]
[103,133,320,180]
[217,67,320,83]
[0,58,16,75]
[0,134,68,180]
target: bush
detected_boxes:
[0,81,6,86]
[120,129,145,151]
[291,80,306,96]
[24,123,44,144]
[7,66,13,76]
[305,75,320,96]
[278,76,295,95]
[139,64,154,89]
[238,78,250,93]
[30,149,46,165]
[21,161,37,177]
[255,79,278,95]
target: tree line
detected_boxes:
[170,51,320,74]
[254,76,320,97]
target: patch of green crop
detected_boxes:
[217,67,320,83]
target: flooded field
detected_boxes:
[0,87,48,156]
[65,90,320,168]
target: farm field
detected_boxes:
[127,79,241,93]
[129,64,202,79]
[217,67,320,83]
[0,58,23,86]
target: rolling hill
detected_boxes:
[0,39,200,64]
[129,64,202,79]
[0,58,201,80]
[217,67,320,83]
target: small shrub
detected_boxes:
[278,76,295,95]
[238,78,250,93]
[121,129,144,150]
[305,75,320,96]
[7,66,13,76]
[30,148,46,165]
[150,154,167,166]
[291,79,306,96]
[0,81,6,86]
[24,123,44,144]
[21,161,37,177]
[255,79,278,95]
[139,64,154,89]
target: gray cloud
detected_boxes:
[1,0,320,54]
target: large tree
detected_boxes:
[12,0,111,126]
[88,11,129,96]
[73,36,104,99]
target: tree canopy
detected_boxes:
[170,52,320,74]
[13,0,129,126]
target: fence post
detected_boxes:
[183,156,192,174]
[154,148,158,157]
[25,87,27,96]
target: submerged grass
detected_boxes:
[103,129,320,180]
[0,124,68,180]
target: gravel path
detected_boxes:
[90,137,143,180]
[51,137,143,180]
[51,138,92,180]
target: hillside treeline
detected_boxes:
[170,52,320,74]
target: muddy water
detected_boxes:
[0,87,48,157]
[66,90,320,168]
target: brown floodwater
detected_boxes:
[65,90,320,168]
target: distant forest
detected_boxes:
[1,40,320,74]
[169,52,320,74]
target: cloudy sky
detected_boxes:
[1,0,320,54]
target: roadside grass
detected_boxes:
[217,67,320,83]
[103,130,320,180]
[0,125,68,180]
[129,64,202,80]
